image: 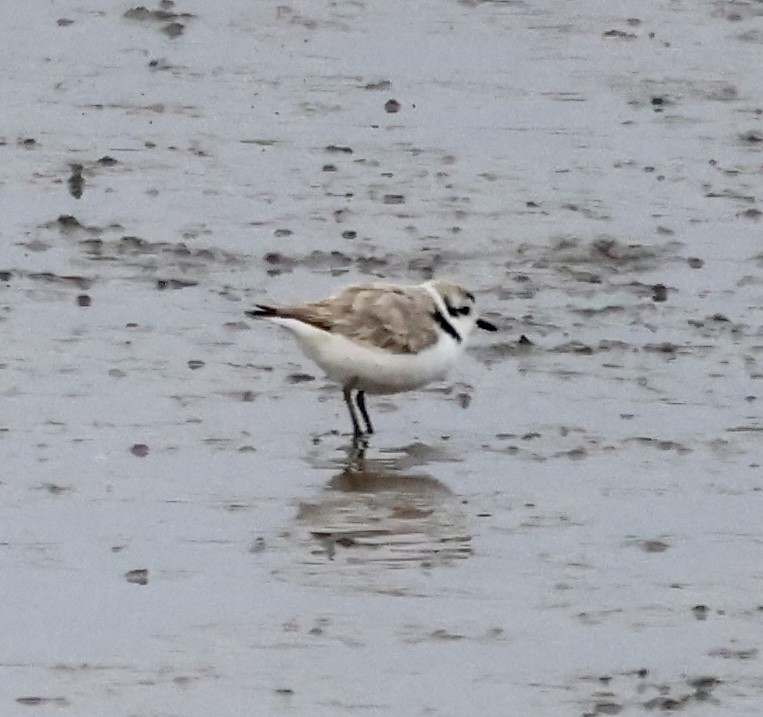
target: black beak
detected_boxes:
[476,317,497,332]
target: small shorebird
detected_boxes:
[246,280,497,438]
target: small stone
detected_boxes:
[384,99,401,113]
[162,21,184,37]
[57,214,82,229]
[652,283,668,302]
[130,443,150,457]
[641,539,670,553]
[76,294,91,307]
[740,130,763,144]
[125,568,149,585]
[692,604,709,620]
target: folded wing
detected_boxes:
[278,284,439,354]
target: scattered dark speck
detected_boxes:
[687,257,704,268]
[68,164,84,198]
[286,372,315,384]
[640,539,670,553]
[76,294,91,307]
[383,194,405,204]
[364,79,392,90]
[384,99,401,113]
[325,145,353,154]
[740,130,763,144]
[188,359,205,370]
[157,278,198,290]
[603,29,637,39]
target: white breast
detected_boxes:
[268,317,463,394]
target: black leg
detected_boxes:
[343,387,362,437]
[355,391,374,435]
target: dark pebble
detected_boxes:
[652,283,668,302]
[125,568,149,585]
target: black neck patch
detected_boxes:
[432,308,462,343]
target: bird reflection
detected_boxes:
[294,443,472,570]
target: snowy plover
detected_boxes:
[246,280,497,438]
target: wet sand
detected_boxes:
[1,1,762,715]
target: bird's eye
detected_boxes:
[459,306,471,316]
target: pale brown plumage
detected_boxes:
[253,283,440,354]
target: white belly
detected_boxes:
[269,318,463,394]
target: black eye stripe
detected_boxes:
[445,301,459,318]
[445,300,473,317]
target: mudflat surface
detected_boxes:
[1,1,762,715]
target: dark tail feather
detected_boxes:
[245,304,279,319]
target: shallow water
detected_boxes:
[2,1,762,715]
